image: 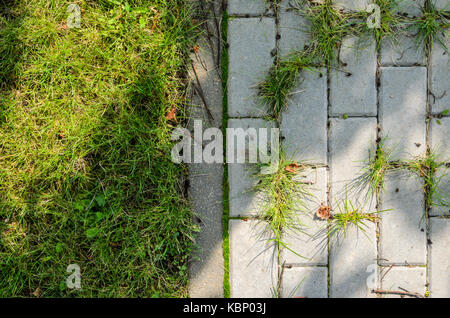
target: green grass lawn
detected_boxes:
[0,0,198,297]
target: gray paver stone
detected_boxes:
[227,0,267,15]
[430,218,450,298]
[281,68,328,165]
[329,222,377,298]
[228,18,276,117]
[281,267,328,298]
[278,5,310,56]
[281,168,328,265]
[379,67,427,160]
[380,171,426,265]
[431,117,450,161]
[430,34,450,114]
[334,0,370,11]
[330,37,377,116]
[228,118,276,217]
[434,0,450,10]
[380,267,426,298]
[381,35,425,66]
[329,119,377,298]
[330,118,377,208]
[229,220,278,297]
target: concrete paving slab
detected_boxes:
[380,267,426,298]
[229,219,278,297]
[380,171,426,265]
[228,118,276,217]
[333,0,370,11]
[381,35,425,66]
[228,17,276,117]
[430,117,450,161]
[281,267,328,298]
[228,0,267,16]
[379,67,427,160]
[329,221,377,298]
[430,34,450,114]
[281,69,328,165]
[430,218,450,298]
[278,4,310,56]
[330,37,377,116]
[281,168,328,265]
[330,118,377,208]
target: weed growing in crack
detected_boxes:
[253,151,315,259]
[314,194,388,249]
[350,139,397,203]
[258,50,318,118]
[357,0,406,48]
[405,150,449,216]
[302,0,359,66]
[412,1,449,52]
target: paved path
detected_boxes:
[226,0,449,298]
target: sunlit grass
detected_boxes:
[0,0,198,297]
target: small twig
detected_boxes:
[199,0,216,61]
[371,289,424,298]
[380,264,394,282]
[277,260,286,298]
[211,0,222,72]
[84,192,97,211]
[190,59,215,122]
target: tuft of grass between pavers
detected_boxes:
[411,0,449,52]
[356,0,405,48]
[253,151,314,260]
[0,0,200,297]
[405,150,449,218]
[348,138,397,203]
[351,140,450,220]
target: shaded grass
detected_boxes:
[0,0,198,297]
[302,0,359,66]
[349,139,397,203]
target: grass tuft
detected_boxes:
[258,0,359,119]
[253,151,314,259]
[258,51,317,118]
[412,1,449,51]
[320,195,387,245]
[302,0,358,66]
[357,0,405,48]
[406,150,449,216]
[351,139,396,202]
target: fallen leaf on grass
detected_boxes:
[166,106,177,122]
[32,287,41,298]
